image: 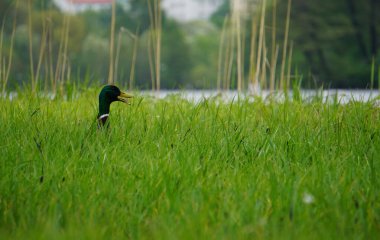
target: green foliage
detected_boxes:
[1,0,379,90]
[1,0,197,90]
[33,0,57,11]
[0,91,379,239]
[79,35,109,80]
[273,0,380,88]
[210,0,230,28]
[127,0,155,35]
[187,24,220,89]
[161,20,192,88]
[0,0,14,21]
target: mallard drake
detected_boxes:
[98,85,133,127]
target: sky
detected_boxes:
[53,0,224,22]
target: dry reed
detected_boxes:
[269,0,277,92]
[248,11,258,90]
[279,0,292,89]
[108,0,116,85]
[115,27,139,89]
[147,0,162,92]
[254,0,266,93]
[35,15,48,88]
[1,0,18,94]
[217,17,228,91]
[286,41,293,89]
[129,29,139,90]
[28,0,35,93]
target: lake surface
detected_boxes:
[3,90,379,104]
[140,90,379,104]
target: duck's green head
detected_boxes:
[98,85,133,124]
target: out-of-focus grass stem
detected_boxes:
[28,0,35,93]
[280,0,292,91]
[108,0,116,85]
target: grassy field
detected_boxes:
[0,89,379,239]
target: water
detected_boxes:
[3,90,379,104]
[140,90,379,104]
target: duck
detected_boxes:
[98,85,133,127]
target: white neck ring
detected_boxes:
[98,114,109,120]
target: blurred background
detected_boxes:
[0,0,379,91]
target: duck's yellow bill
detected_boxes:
[117,91,133,103]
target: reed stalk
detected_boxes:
[378,65,380,91]
[108,0,116,85]
[155,0,161,91]
[42,9,50,93]
[254,0,266,93]
[279,0,292,90]
[270,0,277,92]
[270,44,279,91]
[223,17,234,90]
[60,14,71,95]
[47,16,55,94]
[235,9,243,91]
[286,41,293,89]
[44,49,49,93]
[2,0,18,94]
[0,63,2,95]
[248,12,258,91]
[217,17,228,91]
[148,35,155,91]
[241,19,246,90]
[223,18,232,90]
[67,62,71,84]
[271,0,277,62]
[129,29,139,90]
[370,57,375,90]
[147,0,161,91]
[54,15,67,95]
[35,16,48,88]
[0,23,3,76]
[147,0,156,53]
[147,0,156,91]
[28,0,36,93]
[1,60,4,95]
[229,0,248,91]
[260,43,267,89]
[226,31,235,90]
[117,27,139,89]
[114,29,123,84]
[0,24,5,94]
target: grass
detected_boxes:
[0,89,379,239]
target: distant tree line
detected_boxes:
[273,0,380,88]
[0,0,213,90]
[0,0,379,90]
[212,0,380,89]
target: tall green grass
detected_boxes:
[0,91,379,239]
